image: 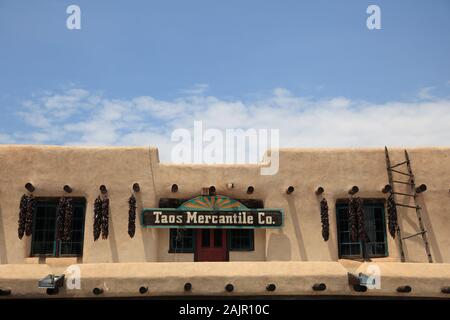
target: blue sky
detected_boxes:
[0,0,449,161]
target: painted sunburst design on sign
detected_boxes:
[178,195,247,210]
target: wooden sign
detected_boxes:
[141,209,283,229]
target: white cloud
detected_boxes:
[418,87,435,100]
[2,86,450,162]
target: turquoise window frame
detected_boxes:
[169,228,196,253]
[336,201,388,259]
[30,198,86,257]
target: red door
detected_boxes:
[195,229,228,261]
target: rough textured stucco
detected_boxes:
[0,145,449,298]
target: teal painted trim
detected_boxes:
[336,202,388,258]
[30,198,86,257]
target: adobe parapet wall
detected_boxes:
[0,145,449,298]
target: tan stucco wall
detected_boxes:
[0,145,160,264]
[1,261,449,298]
[0,145,450,298]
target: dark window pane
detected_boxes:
[31,199,86,257]
[350,244,361,256]
[340,232,350,242]
[59,204,86,256]
[214,229,222,247]
[336,202,387,259]
[169,228,194,252]
[376,232,385,242]
[229,229,254,251]
[375,218,383,230]
[374,208,382,219]
[202,229,210,247]
[340,244,350,256]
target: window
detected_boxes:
[169,228,195,253]
[31,198,86,257]
[228,229,254,251]
[336,201,388,259]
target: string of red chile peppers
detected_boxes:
[93,194,109,240]
[56,197,74,241]
[348,196,366,242]
[93,196,102,241]
[128,194,136,238]
[387,193,398,238]
[18,194,36,239]
[320,198,329,241]
[101,196,110,239]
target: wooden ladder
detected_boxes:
[384,147,433,263]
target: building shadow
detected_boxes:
[0,202,8,264]
[317,196,339,261]
[137,193,156,261]
[417,196,443,263]
[287,196,308,261]
[108,204,119,263]
[266,231,291,261]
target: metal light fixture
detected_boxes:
[348,272,368,292]
[0,288,11,296]
[441,287,450,294]
[38,274,65,290]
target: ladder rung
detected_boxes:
[392,180,414,185]
[389,169,413,176]
[402,231,426,240]
[392,192,415,197]
[389,160,409,169]
[395,203,421,209]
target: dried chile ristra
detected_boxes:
[101,196,109,239]
[128,194,136,238]
[356,197,366,241]
[93,196,103,241]
[24,195,35,236]
[63,198,73,241]
[387,193,398,238]
[56,197,67,240]
[320,198,329,241]
[348,197,359,242]
[18,194,28,239]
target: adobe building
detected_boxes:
[0,145,449,298]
